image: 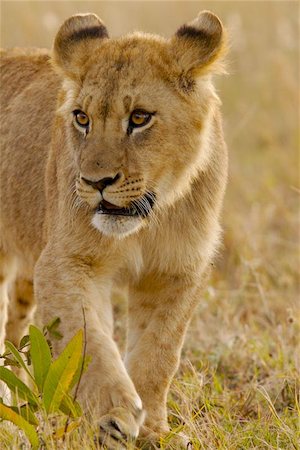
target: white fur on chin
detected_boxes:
[92,213,143,238]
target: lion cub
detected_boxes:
[0,11,227,447]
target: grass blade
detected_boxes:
[53,420,80,439]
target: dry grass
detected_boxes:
[0,1,299,449]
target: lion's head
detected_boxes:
[52,12,226,237]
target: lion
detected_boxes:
[0,11,227,448]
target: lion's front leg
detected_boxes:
[125,273,201,443]
[34,247,144,447]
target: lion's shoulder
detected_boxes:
[0,48,57,109]
[0,48,51,77]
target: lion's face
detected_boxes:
[54,12,225,237]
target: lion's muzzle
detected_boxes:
[97,192,156,218]
[78,172,156,219]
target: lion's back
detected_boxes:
[0,49,60,268]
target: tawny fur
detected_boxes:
[0,11,227,447]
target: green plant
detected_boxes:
[0,321,88,449]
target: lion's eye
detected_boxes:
[128,110,152,130]
[73,110,89,128]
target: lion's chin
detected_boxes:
[92,213,143,238]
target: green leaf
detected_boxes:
[0,367,39,406]
[43,329,83,414]
[0,403,39,449]
[29,325,52,393]
[24,350,31,366]
[5,341,35,383]
[45,317,63,340]
[45,317,61,332]
[10,404,39,426]
[69,355,91,392]
[3,357,20,367]
[59,394,82,418]
[19,334,30,349]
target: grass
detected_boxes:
[0,1,299,449]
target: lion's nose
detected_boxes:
[82,173,121,193]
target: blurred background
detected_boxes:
[1,1,299,444]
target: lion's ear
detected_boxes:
[52,13,108,79]
[171,11,226,77]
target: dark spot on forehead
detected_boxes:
[115,58,126,72]
[131,78,138,89]
[123,95,132,113]
[100,101,110,120]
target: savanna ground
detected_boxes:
[0,1,299,449]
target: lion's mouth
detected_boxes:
[96,192,156,218]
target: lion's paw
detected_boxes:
[96,406,145,449]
